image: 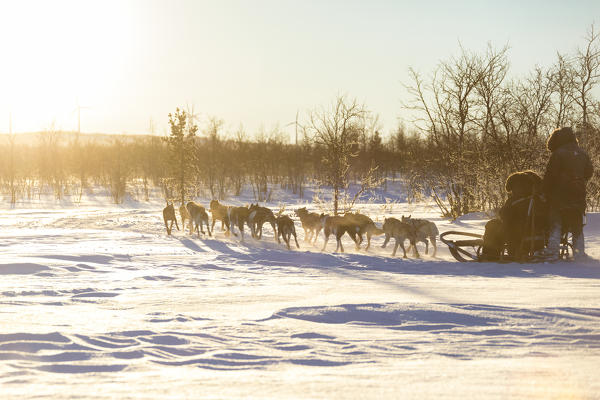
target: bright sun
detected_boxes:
[0,0,136,132]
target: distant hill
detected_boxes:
[0,131,240,146]
[0,131,163,145]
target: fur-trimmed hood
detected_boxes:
[546,127,577,152]
[542,127,594,211]
[505,170,542,198]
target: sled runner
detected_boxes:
[440,231,484,262]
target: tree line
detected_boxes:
[404,26,600,218]
[1,26,598,217]
[0,114,408,212]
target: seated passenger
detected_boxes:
[481,171,547,261]
[500,170,547,259]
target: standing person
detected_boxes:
[542,127,594,260]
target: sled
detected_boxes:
[440,230,573,263]
[439,231,484,262]
[440,188,578,263]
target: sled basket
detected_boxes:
[440,231,484,262]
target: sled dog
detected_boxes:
[276,215,300,250]
[381,217,417,258]
[228,206,250,240]
[320,214,359,253]
[294,207,323,244]
[162,203,179,235]
[179,204,191,231]
[248,204,278,241]
[344,212,384,251]
[401,215,439,257]
[209,200,231,234]
[186,201,211,237]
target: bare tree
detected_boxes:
[308,95,379,215]
[229,124,247,196]
[572,24,600,126]
[7,126,17,205]
[550,53,577,128]
[406,46,486,217]
[107,138,130,204]
[199,116,226,199]
[405,44,554,217]
[38,123,65,200]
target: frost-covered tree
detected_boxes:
[308,95,379,215]
[572,24,600,127]
[165,108,198,205]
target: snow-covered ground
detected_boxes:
[1,188,599,399]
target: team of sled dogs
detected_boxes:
[163,201,439,257]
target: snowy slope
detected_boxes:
[0,191,599,399]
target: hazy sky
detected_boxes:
[0,0,598,140]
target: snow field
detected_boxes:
[0,193,599,399]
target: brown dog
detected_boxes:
[228,206,250,241]
[209,200,231,234]
[382,217,417,258]
[162,203,179,235]
[187,201,211,237]
[276,215,300,250]
[294,207,322,244]
[320,214,359,253]
[344,212,384,251]
[179,204,191,231]
[248,203,278,241]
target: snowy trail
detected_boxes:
[1,206,599,399]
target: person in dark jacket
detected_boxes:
[542,127,594,259]
[480,170,546,261]
[500,170,546,259]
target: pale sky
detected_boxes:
[0,0,598,140]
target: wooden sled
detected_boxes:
[440,231,484,262]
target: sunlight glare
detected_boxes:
[0,0,137,132]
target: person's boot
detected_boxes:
[537,223,561,261]
[572,232,588,261]
[535,247,559,261]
